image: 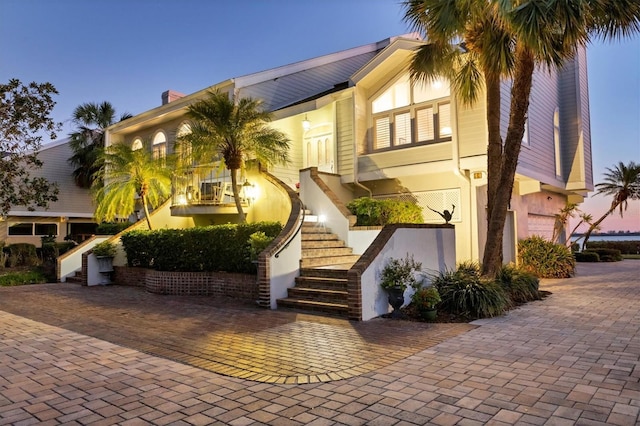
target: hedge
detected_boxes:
[586,240,640,255]
[120,222,282,274]
[346,197,423,226]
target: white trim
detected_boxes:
[7,211,95,218]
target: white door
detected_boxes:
[305,133,334,173]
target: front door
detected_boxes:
[305,132,334,173]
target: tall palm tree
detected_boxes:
[582,161,640,249]
[178,90,290,223]
[68,101,132,188]
[403,0,640,277]
[92,141,173,230]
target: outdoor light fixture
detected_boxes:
[302,114,311,131]
[318,214,327,223]
[242,179,257,205]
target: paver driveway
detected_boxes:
[1,261,639,425]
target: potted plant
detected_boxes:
[93,240,117,277]
[379,254,422,318]
[411,286,441,321]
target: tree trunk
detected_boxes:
[482,44,535,277]
[230,168,246,223]
[582,204,619,250]
[141,195,153,230]
[485,70,503,223]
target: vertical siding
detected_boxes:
[336,97,354,177]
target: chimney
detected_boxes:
[162,90,185,105]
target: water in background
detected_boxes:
[571,234,640,242]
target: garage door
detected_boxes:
[527,214,555,241]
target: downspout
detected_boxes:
[451,97,474,260]
[351,91,373,198]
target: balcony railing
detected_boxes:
[171,166,249,208]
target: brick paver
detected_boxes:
[0,260,638,425]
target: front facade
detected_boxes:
[105,34,593,263]
[1,138,97,245]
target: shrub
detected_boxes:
[575,251,600,262]
[96,221,131,235]
[583,248,622,262]
[6,243,40,268]
[496,264,540,304]
[518,236,575,278]
[0,270,47,286]
[431,263,509,319]
[249,231,275,261]
[411,286,441,309]
[347,197,423,226]
[586,240,640,255]
[120,221,283,274]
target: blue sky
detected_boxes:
[1,0,638,232]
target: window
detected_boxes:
[371,73,452,152]
[131,138,143,151]
[177,123,192,165]
[35,223,57,236]
[8,223,33,235]
[553,108,562,177]
[152,131,167,160]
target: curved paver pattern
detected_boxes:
[0,261,638,425]
[0,283,473,384]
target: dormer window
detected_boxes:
[371,74,451,152]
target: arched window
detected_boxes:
[176,123,192,165]
[131,138,143,151]
[152,131,167,160]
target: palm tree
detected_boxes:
[402,0,640,277]
[582,161,640,249]
[68,101,132,188]
[92,141,173,230]
[178,90,290,223]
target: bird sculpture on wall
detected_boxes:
[428,204,455,224]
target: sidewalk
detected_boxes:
[1,261,638,425]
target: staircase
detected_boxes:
[276,215,359,317]
[65,269,84,284]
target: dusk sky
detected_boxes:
[1,0,638,232]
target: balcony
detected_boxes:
[170,167,252,216]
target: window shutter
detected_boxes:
[416,107,434,142]
[375,116,391,149]
[394,112,411,145]
[438,103,452,137]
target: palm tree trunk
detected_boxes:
[582,204,619,250]
[485,70,503,223]
[482,44,535,277]
[141,195,153,230]
[230,169,246,223]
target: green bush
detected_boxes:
[575,251,600,262]
[346,197,423,226]
[518,236,575,278]
[249,232,275,262]
[120,221,283,274]
[586,240,640,255]
[496,264,540,304]
[0,270,48,286]
[431,262,509,319]
[6,243,40,268]
[96,221,131,235]
[583,248,622,262]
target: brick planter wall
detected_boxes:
[113,266,258,300]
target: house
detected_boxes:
[102,34,592,319]
[0,138,97,246]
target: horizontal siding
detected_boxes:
[16,141,94,215]
[336,98,354,177]
[457,99,487,158]
[357,142,452,174]
[518,67,559,183]
[577,47,593,187]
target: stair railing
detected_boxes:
[275,206,305,258]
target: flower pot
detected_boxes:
[420,307,437,321]
[385,286,405,318]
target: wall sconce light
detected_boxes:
[472,171,485,179]
[302,114,311,131]
[243,179,257,205]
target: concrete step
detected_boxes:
[65,275,84,284]
[276,298,348,317]
[301,223,331,233]
[294,275,348,291]
[302,247,354,258]
[300,267,351,279]
[287,287,348,304]
[301,233,340,241]
[302,240,346,249]
[301,254,360,268]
